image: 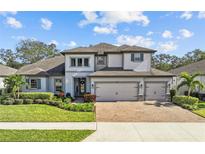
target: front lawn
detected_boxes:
[0,104,95,122]
[193,102,205,118]
[0,130,94,142]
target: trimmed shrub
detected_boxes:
[23,99,33,104]
[2,98,15,105]
[64,97,72,104]
[49,100,62,106]
[34,99,43,104]
[67,103,94,112]
[170,89,176,102]
[173,95,199,110]
[19,92,53,100]
[14,99,24,105]
[42,99,50,105]
[84,94,96,103]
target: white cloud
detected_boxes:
[179,29,194,38]
[162,30,173,38]
[49,40,58,46]
[158,41,177,52]
[63,41,77,49]
[146,31,154,36]
[0,11,17,16]
[11,35,37,41]
[198,11,205,19]
[79,11,150,27]
[5,17,22,29]
[41,18,52,30]
[93,26,117,34]
[180,11,192,20]
[116,35,154,47]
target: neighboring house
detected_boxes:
[62,43,174,101]
[170,59,205,95]
[0,64,17,94]
[16,55,65,94]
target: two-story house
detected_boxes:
[62,43,174,101]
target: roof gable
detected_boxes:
[62,42,156,54]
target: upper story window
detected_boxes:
[96,56,106,65]
[70,57,89,67]
[71,58,76,67]
[131,53,144,62]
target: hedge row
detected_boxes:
[172,95,199,110]
[0,98,94,112]
[19,92,54,100]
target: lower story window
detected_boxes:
[55,79,63,92]
[26,78,41,89]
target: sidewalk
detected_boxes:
[0,122,96,130]
[83,122,205,141]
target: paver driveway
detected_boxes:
[96,101,205,122]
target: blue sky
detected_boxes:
[0,11,205,57]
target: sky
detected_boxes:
[0,11,205,57]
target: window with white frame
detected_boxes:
[70,57,89,67]
[131,53,144,62]
[26,78,41,89]
[54,79,63,92]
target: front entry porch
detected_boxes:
[74,78,87,97]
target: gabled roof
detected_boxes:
[0,64,17,77]
[169,59,205,75]
[62,43,156,54]
[89,68,174,77]
[16,54,65,76]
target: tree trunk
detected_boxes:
[188,87,191,97]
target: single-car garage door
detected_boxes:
[145,82,166,101]
[96,82,138,101]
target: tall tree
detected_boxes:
[177,72,204,96]
[0,49,22,69]
[16,39,58,64]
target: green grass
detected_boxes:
[0,104,95,122]
[0,130,94,142]
[193,109,205,118]
[192,102,205,117]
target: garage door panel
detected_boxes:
[96,82,138,101]
[145,82,166,101]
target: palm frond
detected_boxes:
[192,80,204,89]
[191,72,202,80]
[177,81,188,90]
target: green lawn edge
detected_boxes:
[0,129,95,142]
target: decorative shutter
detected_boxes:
[131,53,134,61]
[37,79,41,89]
[140,53,144,61]
[26,79,29,89]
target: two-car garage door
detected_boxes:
[96,82,138,101]
[95,81,167,102]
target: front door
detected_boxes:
[74,78,86,97]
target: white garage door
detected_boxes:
[145,82,166,101]
[96,82,138,101]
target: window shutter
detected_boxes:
[26,79,29,89]
[37,79,41,89]
[140,53,144,61]
[131,53,134,61]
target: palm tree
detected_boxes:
[177,72,204,96]
[4,75,26,99]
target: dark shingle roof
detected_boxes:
[89,68,174,77]
[17,55,65,76]
[62,43,156,54]
[0,64,17,77]
[169,59,205,75]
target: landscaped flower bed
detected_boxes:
[0,92,95,112]
[172,95,199,110]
